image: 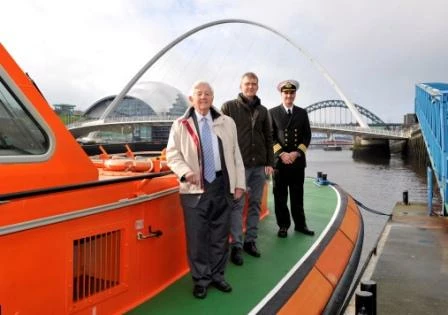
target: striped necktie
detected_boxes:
[200,117,216,183]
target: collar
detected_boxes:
[282,104,294,113]
[182,106,221,120]
[238,93,260,107]
[194,110,212,122]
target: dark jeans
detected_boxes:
[230,166,266,247]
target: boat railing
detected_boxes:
[0,170,172,203]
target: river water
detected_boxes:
[306,148,435,240]
[304,148,439,307]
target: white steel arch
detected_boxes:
[100,19,368,128]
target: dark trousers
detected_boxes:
[180,175,231,287]
[273,165,306,230]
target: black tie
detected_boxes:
[287,109,292,116]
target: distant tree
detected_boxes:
[53,103,83,125]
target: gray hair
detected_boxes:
[189,80,214,96]
[241,72,259,83]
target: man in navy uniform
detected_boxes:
[269,80,314,238]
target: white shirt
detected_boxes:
[195,110,221,172]
[282,104,293,114]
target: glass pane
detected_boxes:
[0,78,48,156]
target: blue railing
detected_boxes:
[415,83,448,213]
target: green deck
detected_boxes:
[128,178,338,314]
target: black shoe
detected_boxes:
[278,227,288,238]
[230,247,244,266]
[243,241,261,257]
[193,285,207,299]
[211,280,232,292]
[295,226,315,236]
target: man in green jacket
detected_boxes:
[222,72,274,266]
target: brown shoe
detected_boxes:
[243,241,261,257]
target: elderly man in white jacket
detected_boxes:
[166,81,245,299]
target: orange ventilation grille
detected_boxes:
[73,230,121,302]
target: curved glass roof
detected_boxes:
[84,81,189,119]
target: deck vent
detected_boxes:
[73,230,121,302]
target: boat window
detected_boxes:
[0,78,49,156]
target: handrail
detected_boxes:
[415,83,448,213]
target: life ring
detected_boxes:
[102,158,153,172]
[103,158,134,171]
[91,159,105,168]
[130,159,153,172]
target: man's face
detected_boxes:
[281,90,296,106]
[240,76,258,98]
[189,83,214,115]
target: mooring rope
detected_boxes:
[307,176,393,217]
[352,197,393,217]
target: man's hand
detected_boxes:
[280,151,301,164]
[234,188,245,200]
[290,151,301,162]
[185,171,200,185]
[265,166,274,176]
[280,152,293,164]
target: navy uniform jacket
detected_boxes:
[269,105,311,168]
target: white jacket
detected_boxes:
[166,106,246,195]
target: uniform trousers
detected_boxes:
[273,163,306,230]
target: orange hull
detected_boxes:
[278,196,362,314]
[1,175,190,314]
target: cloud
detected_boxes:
[1,0,447,123]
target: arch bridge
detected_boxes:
[68,19,410,141]
[305,100,410,139]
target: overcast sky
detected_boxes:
[1,0,447,123]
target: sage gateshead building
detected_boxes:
[68,81,189,149]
